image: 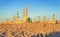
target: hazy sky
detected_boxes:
[0,0,60,21]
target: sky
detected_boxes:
[0,0,60,21]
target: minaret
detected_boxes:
[52,14,55,23]
[37,16,40,22]
[26,4,28,17]
[43,16,46,22]
[22,8,25,18]
[16,11,19,19]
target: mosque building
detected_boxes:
[2,4,60,24]
[4,5,28,24]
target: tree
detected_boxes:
[26,17,32,23]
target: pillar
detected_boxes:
[26,4,28,17]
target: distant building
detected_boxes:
[2,5,60,24]
[22,5,28,23]
[52,14,56,23]
[43,16,46,23]
[4,5,28,24]
[56,20,60,24]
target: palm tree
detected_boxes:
[26,17,32,23]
